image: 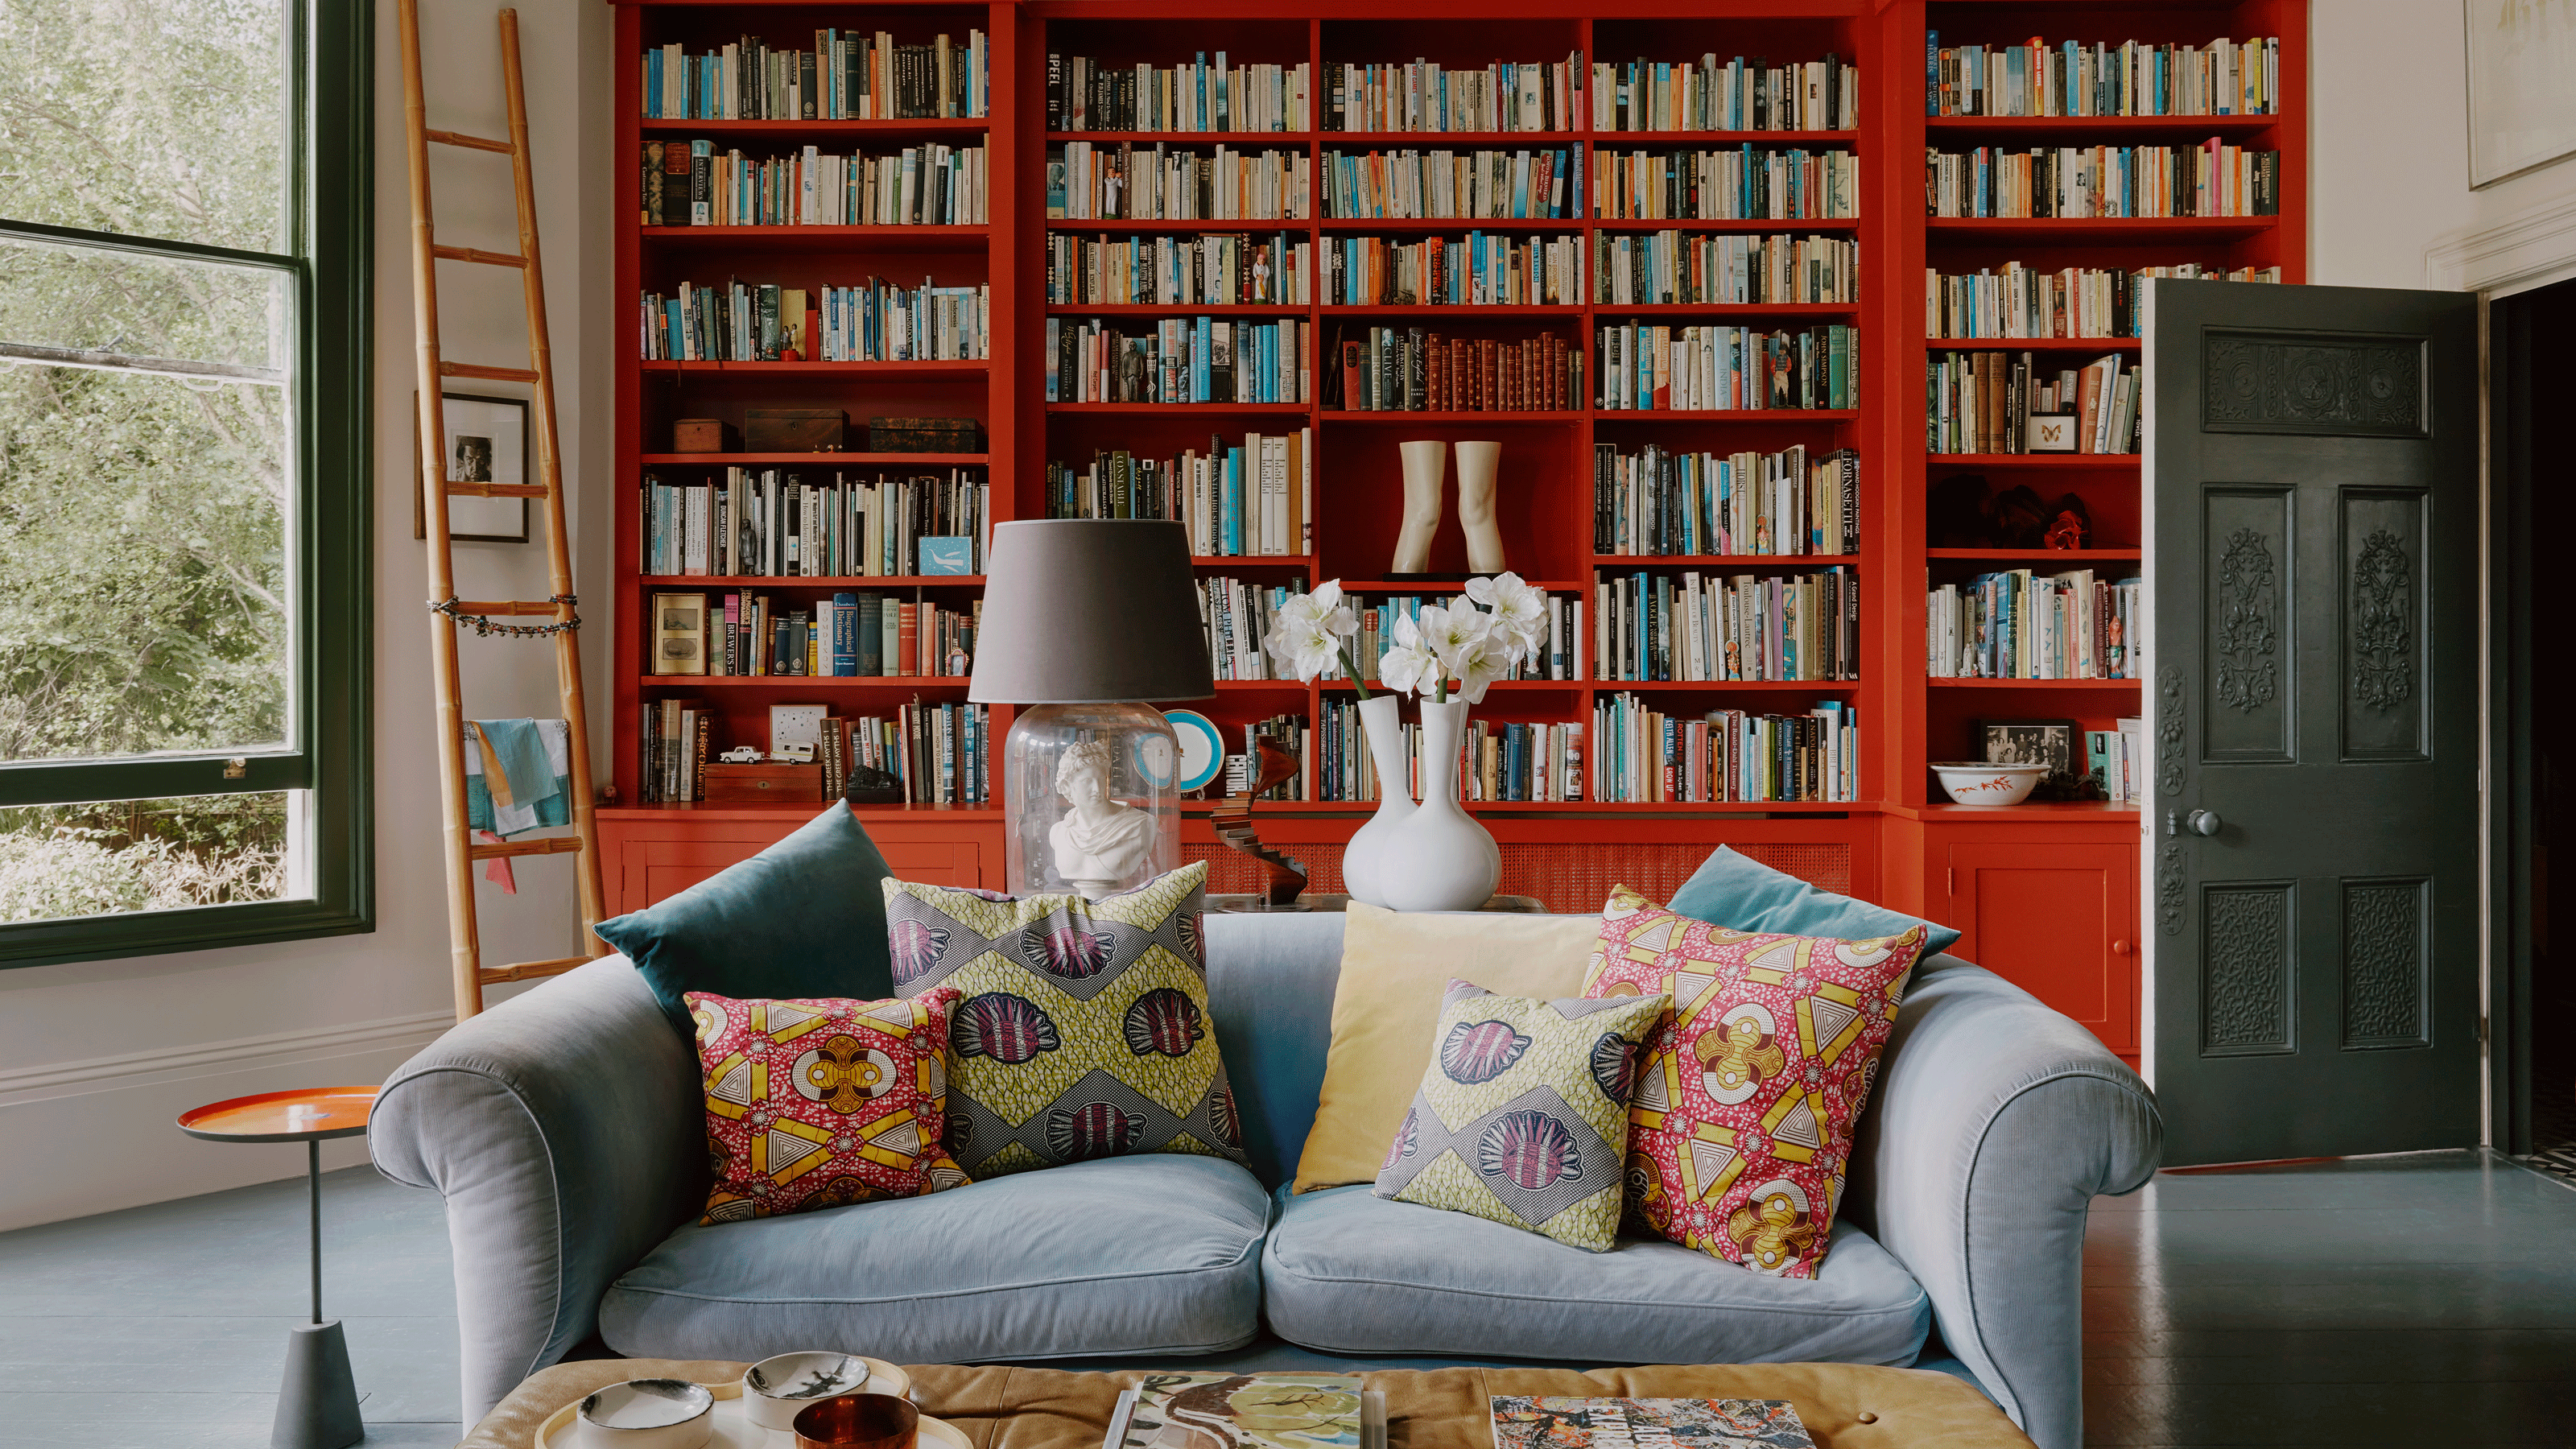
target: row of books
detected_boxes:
[1592,55,1859,134]
[640,141,986,229]
[1926,34,2278,118]
[640,468,985,580]
[1321,148,1579,221]
[1595,323,1858,411]
[2090,720,2148,805]
[1330,328,1581,413]
[1043,433,1313,557]
[1925,261,2280,341]
[638,700,990,807]
[1596,568,1860,683]
[1594,697,1860,803]
[1592,443,1858,557]
[641,31,988,121]
[1324,233,1585,308]
[1341,593,1583,683]
[1926,568,2141,679]
[1930,351,2139,456]
[1592,231,1857,305]
[1045,232,1312,306]
[639,279,989,363]
[1323,57,1587,135]
[1312,698,1587,803]
[1049,54,1309,135]
[649,590,976,679]
[1046,144,1311,221]
[1044,317,1312,404]
[1197,576,1303,681]
[1924,142,2281,219]
[1592,147,1860,221]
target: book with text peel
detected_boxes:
[1488,1397,1814,1449]
[1114,1374,1366,1449]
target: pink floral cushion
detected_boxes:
[686,987,970,1224]
[1583,885,1928,1278]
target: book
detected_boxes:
[1109,1374,1370,1449]
[1491,1397,1813,1449]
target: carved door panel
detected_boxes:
[2149,282,2479,1165]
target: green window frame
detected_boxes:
[0,1,374,967]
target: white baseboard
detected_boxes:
[0,1008,454,1108]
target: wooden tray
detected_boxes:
[534,1363,958,1449]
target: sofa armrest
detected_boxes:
[372,956,707,1425]
[1849,956,2161,1449]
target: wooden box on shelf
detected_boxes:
[745,409,847,452]
[672,418,733,452]
[703,763,824,804]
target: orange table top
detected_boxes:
[178,1086,377,1143]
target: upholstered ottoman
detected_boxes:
[456,1360,2036,1449]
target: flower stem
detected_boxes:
[1336,642,1371,701]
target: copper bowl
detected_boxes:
[792,1393,919,1449]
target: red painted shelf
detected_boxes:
[1928,336,2141,353]
[1320,410,1582,424]
[638,360,989,377]
[638,453,989,466]
[1046,218,1314,232]
[1591,217,1860,232]
[1318,304,1583,316]
[1926,678,2144,689]
[1047,130,1314,144]
[1924,114,2284,136]
[640,225,989,250]
[1046,303,1308,315]
[639,118,990,135]
[1317,217,1581,231]
[1927,548,2141,561]
[1596,303,1860,317]
[638,576,987,587]
[1047,401,1314,414]
[639,675,974,688]
[1593,555,1860,568]
[1929,452,2141,468]
[1596,409,1861,421]
[1592,679,1862,691]
[1925,216,2278,240]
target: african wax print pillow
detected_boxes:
[880,861,1246,1179]
[686,987,968,1224]
[1371,977,1670,1252]
[1583,884,1930,1278]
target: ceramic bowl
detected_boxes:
[742,1354,877,1433]
[577,1379,714,1449]
[1930,762,2050,806]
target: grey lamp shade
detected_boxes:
[968,519,1216,703]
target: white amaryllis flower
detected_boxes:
[1278,579,1356,638]
[1261,580,1360,683]
[1415,603,1505,704]
[1463,572,1548,665]
[1376,609,1441,697]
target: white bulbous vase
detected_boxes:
[1377,698,1501,913]
[1338,692,1416,907]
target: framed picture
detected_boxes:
[1979,716,2102,801]
[413,391,530,543]
[2025,414,2078,452]
[2467,1,2576,188]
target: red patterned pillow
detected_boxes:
[687,988,971,1224]
[1583,885,1928,1278]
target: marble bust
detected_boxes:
[1047,740,1154,894]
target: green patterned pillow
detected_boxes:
[880,862,1245,1179]
[1372,977,1670,1251]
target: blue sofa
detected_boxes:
[373,912,2159,1449]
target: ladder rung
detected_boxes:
[468,836,588,861]
[432,243,528,268]
[440,361,539,383]
[479,956,590,985]
[448,598,568,617]
[427,128,514,155]
[447,481,550,498]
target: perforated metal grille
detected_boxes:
[1186,840,1848,914]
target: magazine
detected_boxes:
[1488,1397,1814,1449]
[1108,1375,1380,1449]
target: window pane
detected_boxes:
[0,0,288,254]
[0,791,293,922]
[0,234,287,374]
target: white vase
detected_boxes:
[1377,698,1502,913]
[1339,692,1416,907]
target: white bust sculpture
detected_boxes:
[1047,740,1154,894]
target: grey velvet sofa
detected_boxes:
[373,912,2160,1449]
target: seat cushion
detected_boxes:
[1262,1185,1930,1367]
[599,1155,1269,1363]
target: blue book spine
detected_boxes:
[1195,316,1212,402]
[1221,448,1243,555]
[1926,31,1940,116]
[831,592,859,675]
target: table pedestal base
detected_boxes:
[274,1320,363,1449]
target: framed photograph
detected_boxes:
[2025,414,2078,452]
[413,391,530,543]
[2467,1,2576,188]
[1979,716,2103,801]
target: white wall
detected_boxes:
[2312,0,2576,292]
[0,0,616,1232]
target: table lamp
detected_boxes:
[970,519,1213,896]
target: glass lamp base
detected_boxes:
[1003,702,1182,898]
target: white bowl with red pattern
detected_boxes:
[1930,762,2049,806]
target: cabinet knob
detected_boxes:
[2112,939,2131,956]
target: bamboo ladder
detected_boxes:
[399,2,606,1020]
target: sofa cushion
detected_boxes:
[1669,847,1961,958]
[1261,1184,1930,1368]
[598,1154,1269,1364]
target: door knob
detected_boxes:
[2185,809,2223,836]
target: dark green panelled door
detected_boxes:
[2149,280,2480,1166]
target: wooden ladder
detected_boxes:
[398,2,606,1020]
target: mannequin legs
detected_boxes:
[1455,440,1505,573]
[1392,440,1445,573]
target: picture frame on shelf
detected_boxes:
[413,391,531,543]
[2025,415,2078,452]
[1979,717,2101,802]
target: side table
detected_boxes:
[178,1085,378,1449]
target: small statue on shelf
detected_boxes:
[1049,740,1154,896]
[1212,735,1309,911]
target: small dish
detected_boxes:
[1930,762,2050,806]
[742,1355,882,1434]
[578,1379,716,1449]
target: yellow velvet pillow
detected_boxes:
[1290,902,1605,1192]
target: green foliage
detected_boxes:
[0,793,287,921]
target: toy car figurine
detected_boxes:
[716,745,765,764]
[772,741,815,763]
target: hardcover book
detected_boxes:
[1109,1374,1368,1449]
[1489,1397,1814,1449]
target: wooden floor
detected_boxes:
[0,1150,2568,1447]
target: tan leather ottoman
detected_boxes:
[459,1360,2035,1449]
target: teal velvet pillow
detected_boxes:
[1666,845,1963,958]
[594,805,897,1033]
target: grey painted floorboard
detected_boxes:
[2,1150,2570,1447]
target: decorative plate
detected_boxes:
[1163,710,1226,792]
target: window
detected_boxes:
[0,0,371,965]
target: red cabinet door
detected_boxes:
[601,814,995,914]
[1946,842,2139,1060]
